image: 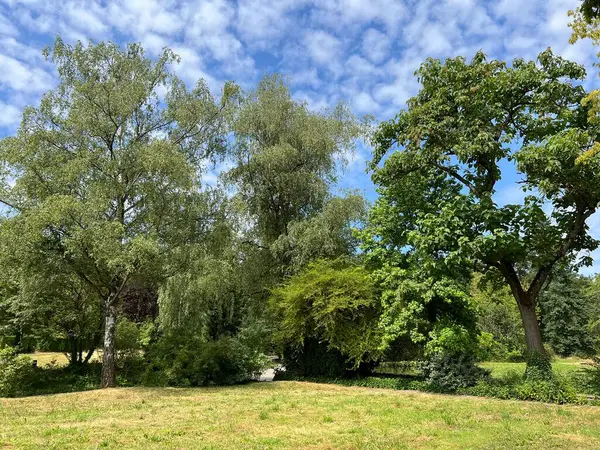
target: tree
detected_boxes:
[369,49,600,376]
[225,74,366,248]
[0,38,234,387]
[158,76,368,354]
[539,270,595,356]
[270,258,381,376]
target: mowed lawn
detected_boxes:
[2,382,600,449]
[481,357,590,379]
[29,352,102,366]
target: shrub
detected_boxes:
[506,350,525,362]
[583,356,600,395]
[270,258,382,377]
[0,347,35,397]
[462,376,579,404]
[524,350,553,381]
[418,352,490,391]
[143,334,269,386]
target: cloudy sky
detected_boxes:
[1,0,599,273]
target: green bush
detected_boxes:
[583,356,600,395]
[270,258,382,377]
[0,347,35,397]
[462,376,579,404]
[506,350,525,362]
[143,334,269,386]
[418,352,490,391]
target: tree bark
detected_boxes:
[497,260,551,378]
[100,299,118,388]
[517,301,545,354]
[68,331,79,366]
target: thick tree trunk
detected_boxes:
[100,300,118,388]
[515,295,551,379]
[518,302,545,354]
[498,261,551,379]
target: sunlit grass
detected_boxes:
[29,352,102,367]
[2,381,600,449]
[481,357,591,379]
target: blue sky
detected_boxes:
[1,0,600,273]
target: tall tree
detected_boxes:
[539,270,595,356]
[369,50,600,376]
[159,75,368,345]
[225,74,366,247]
[0,38,234,387]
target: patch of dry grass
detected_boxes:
[2,381,600,449]
[29,352,102,367]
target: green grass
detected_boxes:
[481,357,591,379]
[2,381,600,449]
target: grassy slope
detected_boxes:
[2,382,600,449]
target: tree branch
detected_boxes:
[527,205,595,300]
[433,163,482,197]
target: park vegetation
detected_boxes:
[2,2,600,407]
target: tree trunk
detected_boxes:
[100,300,118,388]
[518,302,545,354]
[498,261,552,379]
[516,297,552,379]
[68,331,79,366]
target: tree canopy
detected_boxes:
[367,48,600,375]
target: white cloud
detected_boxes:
[304,30,342,67]
[361,28,390,64]
[0,13,18,36]
[0,53,53,93]
[0,101,21,128]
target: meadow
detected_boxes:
[2,381,600,449]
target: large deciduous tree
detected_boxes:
[368,49,600,376]
[0,38,234,387]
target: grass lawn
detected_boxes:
[481,357,591,379]
[2,382,600,449]
[29,352,102,367]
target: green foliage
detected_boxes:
[374,263,481,360]
[143,334,269,386]
[0,347,35,397]
[582,356,600,395]
[539,272,595,356]
[270,195,367,276]
[462,374,580,404]
[270,258,381,374]
[471,277,525,360]
[523,350,554,381]
[115,318,151,352]
[226,74,367,245]
[279,370,583,404]
[367,47,600,368]
[418,353,490,391]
